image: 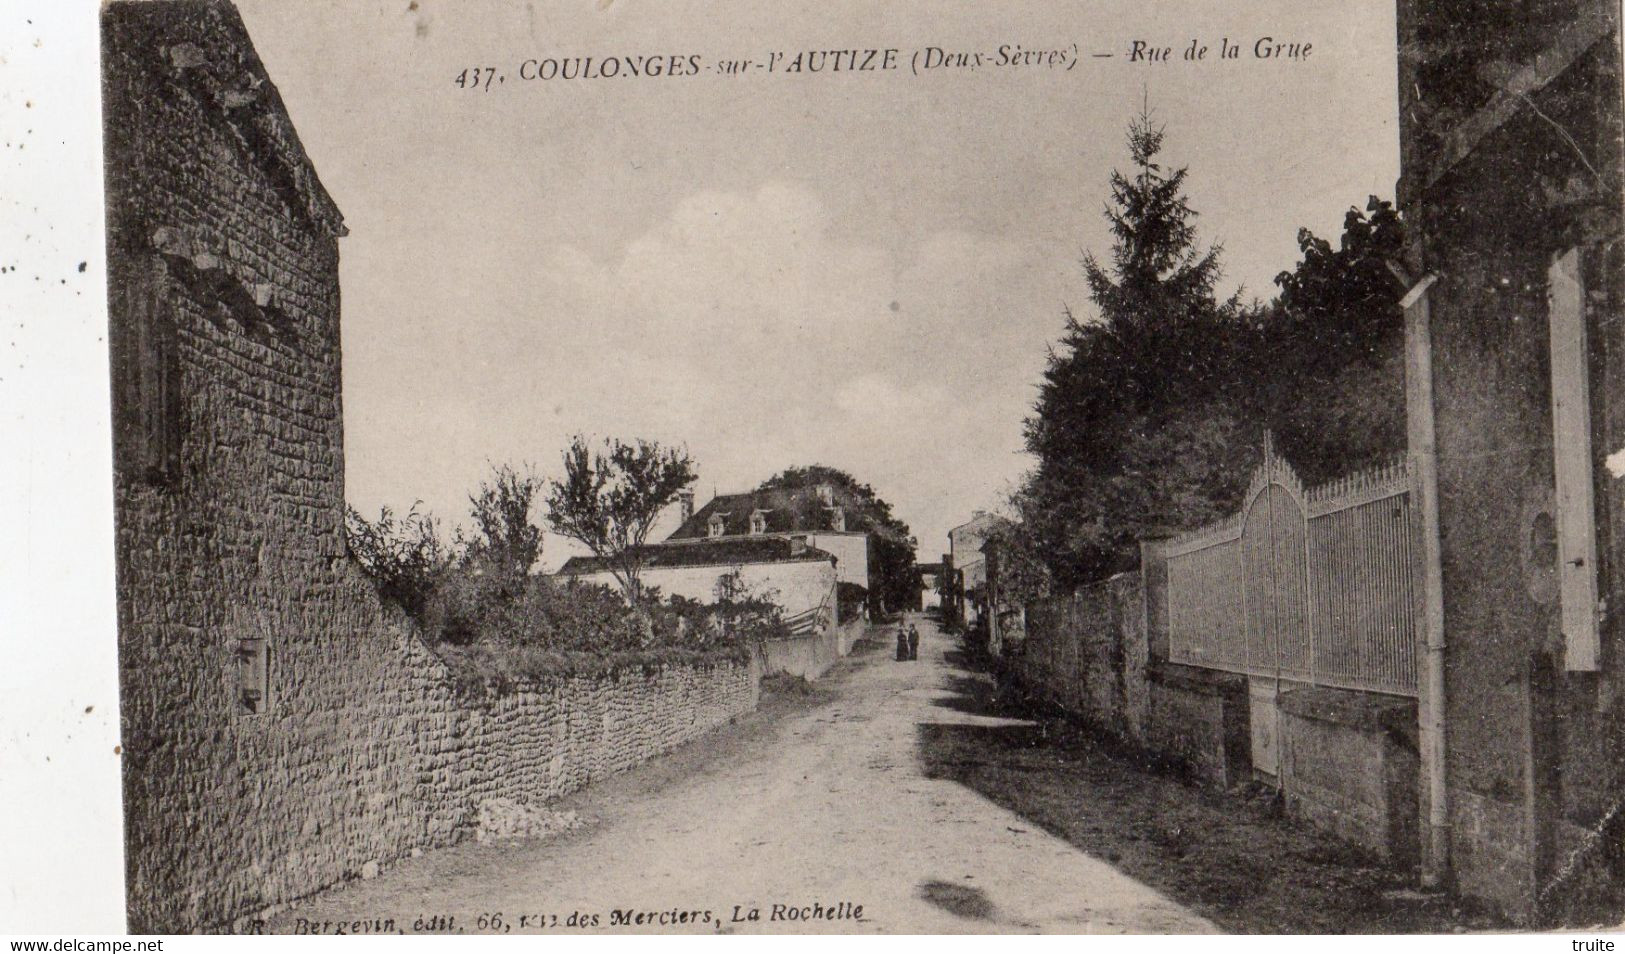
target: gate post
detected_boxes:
[1404,273,1451,888]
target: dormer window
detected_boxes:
[750,510,768,535]
[830,506,845,532]
[708,514,726,538]
[816,484,834,506]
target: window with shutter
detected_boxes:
[237,636,271,714]
[1547,247,1600,671]
[113,260,182,489]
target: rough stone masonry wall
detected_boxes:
[1012,567,1252,789]
[105,2,757,933]
[418,661,759,850]
[1011,573,1148,743]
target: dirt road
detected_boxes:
[265,616,1214,934]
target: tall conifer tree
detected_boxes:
[1023,106,1241,587]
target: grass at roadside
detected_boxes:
[919,647,1513,934]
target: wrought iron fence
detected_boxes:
[1164,446,1419,697]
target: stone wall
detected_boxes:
[104,2,760,933]
[1395,0,1625,920]
[419,659,759,850]
[758,629,838,680]
[1278,686,1420,866]
[1014,563,1428,859]
[1144,665,1251,789]
[1011,572,1251,787]
[758,617,865,680]
[1009,573,1149,744]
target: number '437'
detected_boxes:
[455,68,501,91]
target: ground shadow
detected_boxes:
[915,877,1037,930]
[914,642,1512,934]
[917,880,997,921]
[928,671,1011,718]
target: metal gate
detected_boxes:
[1166,439,1419,700]
[1238,457,1309,776]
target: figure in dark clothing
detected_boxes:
[907,624,920,661]
[896,624,909,661]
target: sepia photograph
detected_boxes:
[6,0,1625,938]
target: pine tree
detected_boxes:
[1022,106,1243,587]
[1084,108,1223,335]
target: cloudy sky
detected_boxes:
[233,0,1400,567]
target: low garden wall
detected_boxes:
[422,655,761,842]
[1007,566,1425,861]
[758,617,865,680]
[1278,685,1419,866]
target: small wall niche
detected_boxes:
[236,636,271,714]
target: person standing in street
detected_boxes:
[907,623,920,661]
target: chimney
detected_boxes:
[678,489,695,523]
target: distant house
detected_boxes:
[916,562,943,610]
[553,479,873,631]
[665,482,871,593]
[948,511,1005,626]
[556,536,837,626]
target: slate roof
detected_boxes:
[667,486,856,539]
[555,536,835,576]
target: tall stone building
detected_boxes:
[104,0,422,930]
[103,5,766,932]
[1395,0,1625,919]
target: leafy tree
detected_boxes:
[1019,137,1408,589]
[1255,197,1407,483]
[462,462,544,585]
[984,489,1054,607]
[755,465,920,615]
[710,569,791,647]
[544,435,698,603]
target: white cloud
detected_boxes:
[346,181,1070,558]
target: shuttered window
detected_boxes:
[113,260,182,489]
[1547,247,1600,671]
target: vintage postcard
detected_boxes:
[10,0,1625,937]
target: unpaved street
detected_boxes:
[267,616,1507,935]
[266,617,1214,934]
